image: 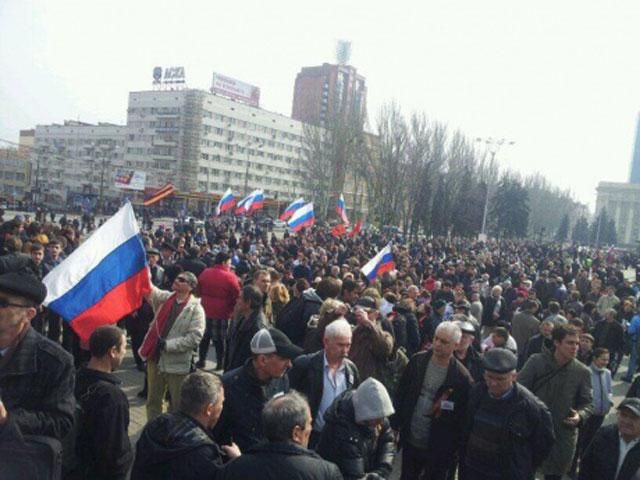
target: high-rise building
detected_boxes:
[629,113,640,183]
[291,63,367,126]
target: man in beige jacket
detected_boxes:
[140,271,205,420]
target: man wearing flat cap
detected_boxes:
[462,348,554,480]
[579,397,640,480]
[0,272,75,440]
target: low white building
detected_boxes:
[32,121,127,207]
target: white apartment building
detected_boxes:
[32,121,127,206]
[126,89,307,201]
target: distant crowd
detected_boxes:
[2,210,640,479]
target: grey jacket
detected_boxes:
[518,349,593,475]
[145,286,205,374]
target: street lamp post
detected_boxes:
[475,137,515,239]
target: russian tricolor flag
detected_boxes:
[235,189,264,215]
[43,202,151,342]
[288,202,315,232]
[246,189,264,215]
[336,194,349,225]
[216,188,236,215]
[280,197,305,221]
[360,243,395,281]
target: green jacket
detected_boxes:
[517,349,593,476]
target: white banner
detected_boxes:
[211,73,260,107]
[115,170,146,191]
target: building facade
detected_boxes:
[629,113,640,184]
[0,147,31,201]
[126,89,308,202]
[32,121,127,207]
[291,63,367,126]
[596,181,640,245]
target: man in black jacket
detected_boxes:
[221,391,343,480]
[462,348,555,480]
[289,319,360,448]
[132,371,240,480]
[73,325,132,480]
[392,321,473,480]
[223,285,266,372]
[579,397,640,480]
[317,378,396,480]
[0,272,74,441]
[214,328,302,452]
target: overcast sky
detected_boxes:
[2,0,640,210]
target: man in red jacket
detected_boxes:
[197,252,241,369]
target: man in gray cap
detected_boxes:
[0,272,75,440]
[214,327,302,452]
[579,397,640,480]
[452,319,484,382]
[317,377,396,479]
[462,348,554,480]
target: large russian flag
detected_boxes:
[336,194,349,225]
[288,202,315,232]
[280,197,305,221]
[216,188,236,215]
[43,202,151,342]
[360,243,395,282]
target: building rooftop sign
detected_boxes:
[211,72,260,107]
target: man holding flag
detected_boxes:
[138,271,205,421]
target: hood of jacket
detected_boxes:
[302,288,323,305]
[322,389,357,427]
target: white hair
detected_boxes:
[435,321,462,344]
[324,318,352,339]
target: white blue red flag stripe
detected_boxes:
[246,189,264,215]
[336,194,349,225]
[216,188,235,215]
[280,197,305,221]
[236,189,264,215]
[288,202,315,232]
[43,202,151,341]
[235,194,250,215]
[361,243,395,281]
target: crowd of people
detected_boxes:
[2,210,640,479]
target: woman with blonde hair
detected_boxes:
[303,298,350,353]
[268,282,290,324]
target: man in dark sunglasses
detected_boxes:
[0,271,75,442]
